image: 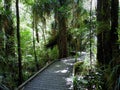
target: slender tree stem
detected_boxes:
[16,0,22,85]
[89,0,92,69]
[32,14,39,70]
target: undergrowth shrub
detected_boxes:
[105,64,120,90]
[73,54,104,90]
[48,46,59,60]
[73,69,104,90]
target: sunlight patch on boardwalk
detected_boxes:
[21,58,75,90]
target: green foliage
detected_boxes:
[32,0,52,21]
[48,46,59,60]
[73,76,88,90]
[74,61,84,75]
[115,76,120,90]
[20,29,32,53]
[0,56,18,89]
[96,55,120,90]
[20,0,34,6]
[0,0,119,89]
[0,6,4,14]
[45,33,58,49]
[73,72,104,90]
[104,64,120,90]
[73,51,105,90]
[73,66,104,90]
[73,50,119,90]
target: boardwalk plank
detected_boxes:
[21,58,75,90]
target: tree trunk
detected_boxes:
[0,14,6,77]
[4,0,15,58]
[39,24,47,44]
[16,0,23,85]
[58,13,68,58]
[111,0,119,58]
[33,13,39,70]
[97,0,104,64]
[0,14,4,56]
[97,0,111,64]
[102,0,111,64]
[57,0,68,58]
[111,1,119,89]
[4,0,16,86]
[33,26,39,71]
[94,0,119,90]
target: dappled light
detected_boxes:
[55,69,68,74]
[0,0,120,90]
[55,65,60,68]
[18,58,75,90]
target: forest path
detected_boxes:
[20,58,76,90]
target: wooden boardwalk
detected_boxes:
[18,58,75,90]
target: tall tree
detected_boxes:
[111,0,119,59]
[32,0,68,58]
[57,0,68,58]
[0,14,4,57]
[97,0,111,64]
[97,0,119,89]
[32,11,39,70]
[16,0,23,85]
[4,0,15,58]
[102,0,111,64]
[110,1,119,89]
[4,0,17,84]
[0,14,5,76]
[97,0,104,64]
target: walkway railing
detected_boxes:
[18,60,57,90]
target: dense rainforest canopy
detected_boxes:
[0,0,120,90]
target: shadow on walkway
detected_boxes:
[21,58,75,90]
